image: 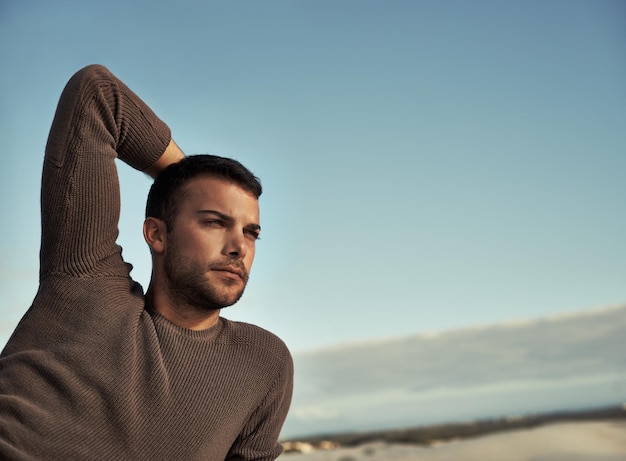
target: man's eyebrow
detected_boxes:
[197,210,231,221]
[197,210,261,232]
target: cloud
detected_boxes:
[293,305,626,395]
[284,305,626,437]
[291,406,341,421]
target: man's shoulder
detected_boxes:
[219,318,291,360]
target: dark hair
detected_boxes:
[145,154,262,229]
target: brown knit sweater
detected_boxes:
[0,65,293,460]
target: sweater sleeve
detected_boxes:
[226,348,294,461]
[40,64,171,278]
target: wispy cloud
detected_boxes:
[284,305,626,437]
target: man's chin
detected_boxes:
[208,288,245,310]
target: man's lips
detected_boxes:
[212,266,246,281]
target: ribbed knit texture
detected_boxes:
[0,65,293,461]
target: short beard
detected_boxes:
[163,239,248,313]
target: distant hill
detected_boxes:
[282,304,626,438]
[283,404,626,449]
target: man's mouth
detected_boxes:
[212,266,246,281]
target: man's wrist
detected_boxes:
[145,139,185,178]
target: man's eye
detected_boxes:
[245,230,260,241]
[203,220,224,227]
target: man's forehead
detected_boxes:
[182,176,260,215]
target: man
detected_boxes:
[0,65,293,460]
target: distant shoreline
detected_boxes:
[282,403,626,452]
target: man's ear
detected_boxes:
[143,217,167,254]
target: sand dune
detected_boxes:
[279,420,626,460]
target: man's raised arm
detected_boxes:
[40,64,178,278]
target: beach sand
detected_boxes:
[279,420,626,460]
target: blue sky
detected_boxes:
[1,0,624,353]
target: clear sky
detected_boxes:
[1,0,624,354]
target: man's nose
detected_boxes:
[223,231,247,259]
